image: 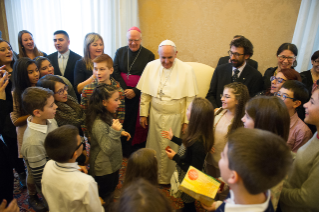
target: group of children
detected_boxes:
[1,38,319,212]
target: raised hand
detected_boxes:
[161,128,173,140]
[111,119,122,131]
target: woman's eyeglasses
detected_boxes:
[55,85,68,95]
[270,76,286,84]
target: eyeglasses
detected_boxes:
[274,92,296,101]
[220,94,232,99]
[128,39,140,43]
[277,55,296,62]
[55,85,68,95]
[228,50,244,57]
[70,139,85,159]
[270,76,286,84]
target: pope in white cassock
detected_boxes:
[137,40,198,184]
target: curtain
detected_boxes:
[4,0,139,57]
[292,0,319,72]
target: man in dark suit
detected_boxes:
[206,37,263,108]
[47,30,82,87]
[216,35,258,70]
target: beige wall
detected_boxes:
[138,0,301,74]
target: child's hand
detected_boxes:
[121,131,131,141]
[0,199,19,212]
[78,165,88,174]
[210,147,215,154]
[111,119,122,131]
[201,201,217,211]
[165,147,176,160]
[99,197,105,205]
[161,128,173,140]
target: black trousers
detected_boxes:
[94,170,119,200]
[2,135,25,173]
[0,140,14,204]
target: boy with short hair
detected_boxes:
[21,87,58,209]
[202,128,292,212]
[42,125,104,212]
[277,80,312,153]
[80,54,125,123]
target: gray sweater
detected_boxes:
[89,118,122,177]
[280,132,319,212]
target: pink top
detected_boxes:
[288,112,313,153]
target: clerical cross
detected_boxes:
[159,89,165,99]
[126,73,131,79]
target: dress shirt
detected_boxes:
[232,62,246,78]
[58,50,70,76]
[42,160,104,212]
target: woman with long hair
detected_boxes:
[74,32,104,94]
[18,30,46,59]
[34,56,78,101]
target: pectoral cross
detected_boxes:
[126,73,131,79]
[159,89,165,100]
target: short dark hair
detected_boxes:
[45,125,79,163]
[227,128,292,195]
[230,37,254,57]
[22,87,54,116]
[36,75,66,92]
[53,30,69,40]
[246,96,290,141]
[311,50,319,61]
[92,53,113,68]
[124,148,158,188]
[115,178,172,212]
[281,80,309,105]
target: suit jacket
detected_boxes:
[47,50,82,86]
[206,63,263,108]
[217,56,258,70]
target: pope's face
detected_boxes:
[158,46,177,69]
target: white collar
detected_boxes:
[232,61,246,73]
[224,190,271,212]
[54,161,81,172]
[58,49,70,58]
[27,116,53,134]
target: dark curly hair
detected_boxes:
[230,37,254,57]
[85,84,118,132]
[221,82,250,135]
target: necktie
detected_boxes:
[59,55,65,76]
[232,69,240,82]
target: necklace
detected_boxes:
[159,68,172,100]
[127,46,143,79]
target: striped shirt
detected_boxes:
[80,78,125,123]
[21,117,58,186]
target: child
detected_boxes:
[81,54,125,123]
[86,84,130,206]
[162,97,214,211]
[20,87,58,210]
[115,178,172,212]
[276,80,312,152]
[124,148,158,187]
[205,82,249,200]
[279,82,319,211]
[36,75,88,165]
[241,96,290,210]
[42,125,104,212]
[10,57,42,210]
[202,128,292,212]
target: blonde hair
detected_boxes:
[82,33,104,71]
[18,30,43,58]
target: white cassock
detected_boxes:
[137,58,198,184]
